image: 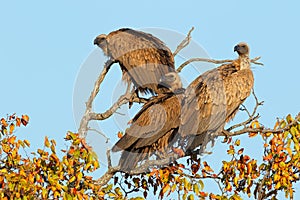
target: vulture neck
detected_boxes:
[239,54,250,70]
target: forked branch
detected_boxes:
[177,56,263,73]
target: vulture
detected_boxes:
[94,28,176,95]
[112,72,184,171]
[179,42,254,152]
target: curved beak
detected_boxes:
[94,38,98,45]
[234,45,239,52]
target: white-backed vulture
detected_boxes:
[112,72,184,171]
[180,42,254,152]
[94,28,175,95]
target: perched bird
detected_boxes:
[94,28,176,95]
[179,42,254,152]
[112,72,184,171]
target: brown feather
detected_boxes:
[112,90,184,171]
[180,43,254,151]
[94,28,175,95]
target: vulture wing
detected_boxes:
[105,28,175,94]
[112,91,184,171]
[180,63,254,151]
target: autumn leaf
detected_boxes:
[248,132,258,138]
[263,154,273,161]
[238,148,244,155]
[1,118,8,127]
[16,117,21,127]
[117,132,123,138]
[21,115,29,126]
[44,136,50,147]
[173,147,185,157]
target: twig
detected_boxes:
[227,90,264,132]
[173,27,194,57]
[255,170,270,200]
[223,112,300,137]
[88,128,110,143]
[89,89,147,121]
[106,149,112,168]
[176,56,263,73]
[96,166,120,187]
[251,56,264,66]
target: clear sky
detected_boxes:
[1,1,300,199]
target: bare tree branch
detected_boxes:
[77,60,148,138]
[227,90,264,132]
[88,128,110,143]
[106,149,112,168]
[177,56,263,73]
[173,27,194,57]
[89,90,148,121]
[78,61,112,138]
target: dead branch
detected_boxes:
[173,27,194,57]
[177,56,263,73]
[77,60,148,138]
[227,90,264,132]
[88,128,110,143]
[89,91,148,121]
[78,61,112,138]
[106,149,112,168]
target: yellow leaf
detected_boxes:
[187,194,194,200]
[44,136,50,148]
[227,149,235,155]
[193,184,199,195]
[248,132,258,138]
[171,184,177,192]
[9,123,15,134]
[16,118,21,127]
[286,147,292,157]
[162,184,170,194]
[275,181,281,189]
[1,118,8,127]
[77,172,83,181]
[234,176,239,187]
[51,144,56,153]
[108,192,116,197]
[265,132,272,137]
[8,136,16,144]
[286,114,294,123]
[69,176,76,183]
[24,139,30,147]
[19,169,26,177]
[250,120,260,128]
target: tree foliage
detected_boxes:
[0,114,100,199]
[0,113,300,199]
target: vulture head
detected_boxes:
[94,34,109,56]
[234,42,250,56]
[159,72,183,93]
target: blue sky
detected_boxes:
[1,1,300,199]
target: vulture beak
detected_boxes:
[234,45,240,52]
[93,38,98,45]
